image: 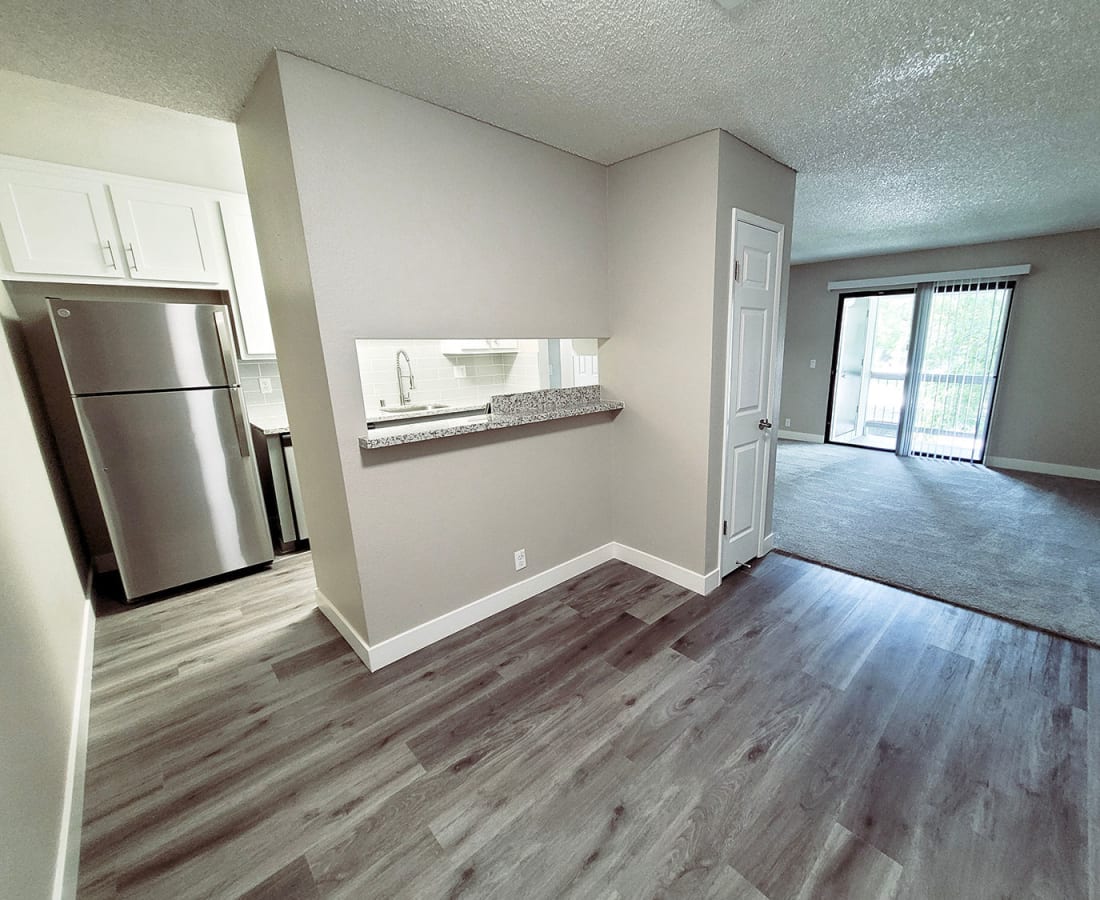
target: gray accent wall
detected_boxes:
[709,132,797,558]
[0,280,90,899]
[604,131,796,576]
[237,57,368,636]
[779,229,1100,470]
[239,53,612,643]
[604,133,722,575]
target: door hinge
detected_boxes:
[722,520,728,536]
[734,260,741,283]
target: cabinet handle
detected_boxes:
[125,243,138,271]
[103,240,117,269]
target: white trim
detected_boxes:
[364,543,618,670]
[777,430,825,443]
[1,271,230,291]
[612,542,719,596]
[320,542,724,671]
[718,209,785,578]
[827,265,1030,293]
[53,596,94,900]
[759,532,776,555]
[314,589,373,670]
[985,456,1100,482]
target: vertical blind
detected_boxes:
[898,279,1014,462]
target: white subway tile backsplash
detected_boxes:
[355,338,598,418]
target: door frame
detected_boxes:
[717,208,785,577]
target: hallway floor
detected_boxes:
[79,551,1097,899]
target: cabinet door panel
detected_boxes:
[219,197,275,357]
[111,183,222,283]
[0,169,122,277]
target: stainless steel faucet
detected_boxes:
[396,349,415,406]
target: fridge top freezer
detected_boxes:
[48,295,237,395]
[46,296,273,600]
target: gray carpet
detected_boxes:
[773,440,1100,645]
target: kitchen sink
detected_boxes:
[378,403,450,414]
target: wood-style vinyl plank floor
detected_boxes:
[79,551,1097,899]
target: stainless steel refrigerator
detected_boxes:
[48,296,273,599]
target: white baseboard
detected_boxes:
[53,595,94,900]
[985,456,1100,482]
[777,430,824,443]
[321,541,723,672]
[363,543,618,670]
[611,542,719,596]
[314,589,373,670]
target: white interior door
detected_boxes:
[0,168,123,277]
[110,183,222,283]
[720,213,783,577]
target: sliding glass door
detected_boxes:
[827,291,914,451]
[828,279,1014,463]
[898,280,1014,462]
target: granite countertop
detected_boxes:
[248,407,291,436]
[359,386,622,450]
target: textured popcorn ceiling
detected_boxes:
[1,0,1097,261]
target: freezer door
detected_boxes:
[48,296,238,394]
[75,388,273,599]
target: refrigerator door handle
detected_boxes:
[212,307,242,386]
[227,386,252,458]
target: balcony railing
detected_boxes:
[864,371,995,439]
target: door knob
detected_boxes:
[758,418,773,430]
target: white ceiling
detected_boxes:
[1,0,1097,262]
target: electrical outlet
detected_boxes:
[784,418,791,428]
[259,377,274,394]
[809,359,816,369]
[514,548,527,571]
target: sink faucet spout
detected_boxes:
[396,349,416,406]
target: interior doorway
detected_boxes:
[826,279,1015,464]
[719,209,784,578]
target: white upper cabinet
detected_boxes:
[0,154,276,360]
[110,183,222,283]
[219,196,275,358]
[0,168,123,278]
[440,339,520,354]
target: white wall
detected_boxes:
[0,280,91,899]
[778,229,1100,472]
[240,53,612,644]
[0,68,246,192]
